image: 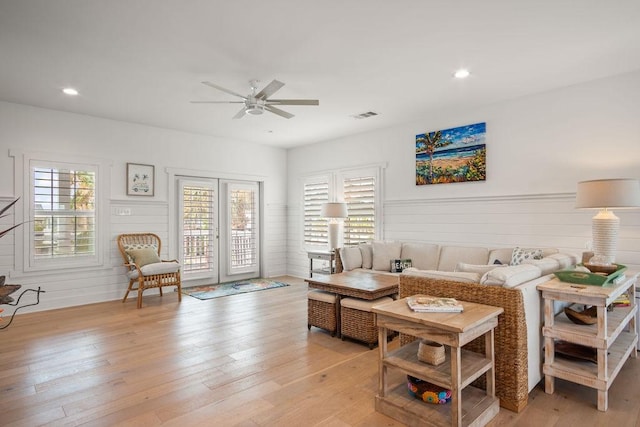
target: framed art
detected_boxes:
[126,163,154,196]
[416,122,486,185]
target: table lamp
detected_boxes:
[575,178,640,265]
[320,202,348,252]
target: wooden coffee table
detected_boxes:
[305,270,399,300]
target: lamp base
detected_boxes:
[327,221,343,251]
[591,209,619,265]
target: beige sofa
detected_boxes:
[335,242,577,412]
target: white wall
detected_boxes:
[0,101,288,312]
[287,71,640,277]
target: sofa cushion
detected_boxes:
[341,246,363,271]
[437,246,489,272]
[402,268,480,283]
[510,247,543,265]
[372,241,402,271]
[480,264,542,288]
[522,257,561,275]
[359,243,373,269]
[455,262,507,275]
[400,242,440,271]
[547,253,578,269]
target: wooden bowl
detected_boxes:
[583,263,618,275]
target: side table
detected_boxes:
[373,295,502,427]
[537,274,638,411]
[307,250,335,277]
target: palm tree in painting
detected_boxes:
[416,131,452,184]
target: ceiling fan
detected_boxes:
[192,79,319,119]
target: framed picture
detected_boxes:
[416,122,486,185]
[126,163,154,196]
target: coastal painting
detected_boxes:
[416,122,486,185]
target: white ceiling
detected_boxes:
[1,1,639,148]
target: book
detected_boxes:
[406,296,464,313]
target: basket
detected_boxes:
[417,340,445,365]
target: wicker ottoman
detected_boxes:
[307,290,339,336]
[340,296,394,349]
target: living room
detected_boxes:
[1,2,640,426]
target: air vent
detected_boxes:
[352,111,378,120]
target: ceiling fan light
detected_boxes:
[453,69,470,79]
[245,105,264,115]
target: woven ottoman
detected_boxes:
[340,296,394,349]
[307,290,339,336]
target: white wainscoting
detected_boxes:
[286,192,640,278]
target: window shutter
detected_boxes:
[303,180,329,245]
[182,184,215,272]
[229,184,258,270]
[343,175,376,245]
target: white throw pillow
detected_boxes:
[547,253,578,269]
[402,268,480,284]
[400,242,440,270]
[372,241,402,271]
[358,243,373,269]
[480,264,542,288]
[510,247,543,265]
[455,262,507,275]
[340,246,363,271]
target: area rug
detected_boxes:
[182,278,289,300]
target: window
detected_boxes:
[303,165,382,249]
[32,165,96,260]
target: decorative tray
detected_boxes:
[553,264,627,286]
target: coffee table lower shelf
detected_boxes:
[376,383,499,427]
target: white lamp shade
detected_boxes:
[320,202,348,218]
[575,179,640,209]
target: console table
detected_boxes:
[307,250,335,277]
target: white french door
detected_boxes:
[177,177,261,285]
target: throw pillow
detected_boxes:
[126,247,161,267]
[341,246,363,271]
[480,264,542,288]
[358,243,373,269]
[372,241,402,271]
[510,247,543,265]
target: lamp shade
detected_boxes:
[575,179,640,209]
[320,202,348,218]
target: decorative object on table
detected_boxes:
[554,264,626,286]
[320,202,348,252]
[582,262,618,275]
[182,278,289,300]
[126,163,155,196]
[407,375,452,404]
[416,122,486,186]
[564,305,597,325]
[406,295,463,312]
[575,178,640,265]
[390,258,412,273]
[417,340,446,365]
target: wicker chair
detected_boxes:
[117,233,182,308]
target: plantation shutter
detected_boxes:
[181,183,215,273]
[228,183,259,272]
[343,175,376,245]
[32,165,96,260]
[303,179,329,246]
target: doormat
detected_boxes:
[181,278,289,300]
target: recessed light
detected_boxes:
[453,69,470,79]
[62,87,79,96]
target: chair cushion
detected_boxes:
[400,242,440,270]
[455,262,507,275]
[127,261,181,279]
[126,247,161,267]
[359,243,373,269]
[480,264,542,288]
[437,246,489,272]
[402,268,480,284]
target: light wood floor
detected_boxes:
[1,276,639,426]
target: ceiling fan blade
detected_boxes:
[202,81,247,99]
[232,107,246,119]
[266,99,319,106]
[265,105,294,119]
[255,79,284,100]
[190,101,245,104]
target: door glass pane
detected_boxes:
[182,184,215,273]
[229,185,258,271]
